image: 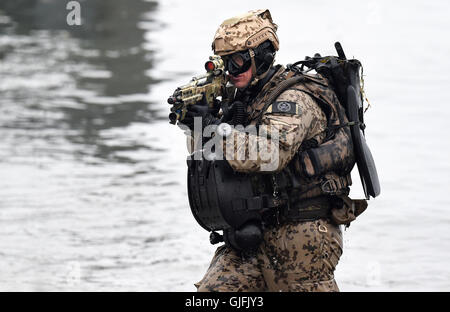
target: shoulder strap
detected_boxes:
[255,74,305,125]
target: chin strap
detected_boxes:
[249,49,260,87]
[248,48,274,87]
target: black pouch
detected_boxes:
[330,195,367,226]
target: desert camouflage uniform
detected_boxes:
[196,219,342,292]
[194,66,344,292]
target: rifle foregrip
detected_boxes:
[169,112,179,124]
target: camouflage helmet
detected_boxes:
[212,9,279,56]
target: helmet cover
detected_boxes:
[212,9,279,56]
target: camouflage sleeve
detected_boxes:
[221,89,327,173]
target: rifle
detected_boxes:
[167,55,227,125]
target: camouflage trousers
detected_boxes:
[195,218,343,292]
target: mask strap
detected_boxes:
[248,49,275,87]
[249,49,257,77]
[247,48,261,86]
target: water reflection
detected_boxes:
[0,0,161,163]
[0,0,193,292]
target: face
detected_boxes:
[223,50,253,89]
[228,66,253,89]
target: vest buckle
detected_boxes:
[321,179,338,195]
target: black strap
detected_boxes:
[327,120,365,132]
[255,74,305,125]
[281,196,332,222]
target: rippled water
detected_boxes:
[1,0,449,291]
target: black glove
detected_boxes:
[179,98,221,132]
[221,101,247,126]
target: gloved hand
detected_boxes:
[179,98,221,132]
[221,100,247,126]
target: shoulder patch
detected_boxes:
[267,101,300,115]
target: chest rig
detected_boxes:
[226,66,354,203]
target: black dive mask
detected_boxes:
[224,51,252,76]
[224,41,275,77]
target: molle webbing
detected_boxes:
[299,125,354,177]
[256,71,355,179]
[287,172,352,201]
[287,75,355,178]
[251,69,355,199]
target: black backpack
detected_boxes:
[288,42,380,199]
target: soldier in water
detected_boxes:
[173,9,375,292]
